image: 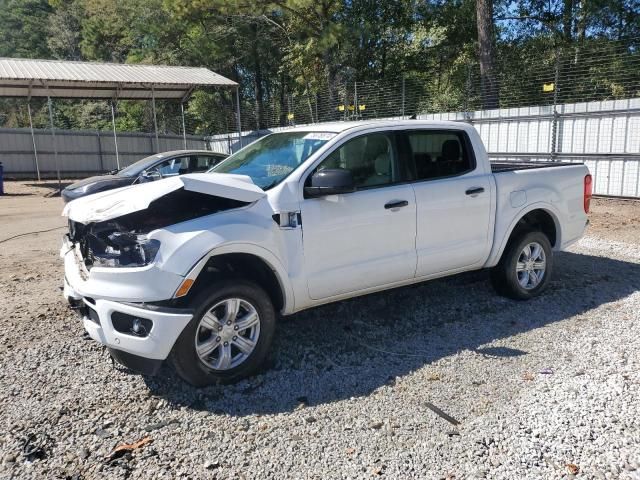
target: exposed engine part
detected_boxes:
[68,188,248,269]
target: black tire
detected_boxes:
[170,280,276,387]
[490,230,553,300]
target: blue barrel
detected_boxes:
[0,162,3,195]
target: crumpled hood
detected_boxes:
[62,173,266,223]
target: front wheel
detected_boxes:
[170,280,276,386]
[490,231,553,300]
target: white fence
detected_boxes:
[208,98,640,198]
[0,128,210,178]
[2,98,640,197]
[422,98,640,198]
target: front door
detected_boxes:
[300,132,417,300]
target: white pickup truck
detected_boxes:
[61,120,592,386]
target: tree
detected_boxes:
[476,0,499,108]
[47,0,83,60]
[0,0,52,58]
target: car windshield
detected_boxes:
[117,154,168,177]
[210,132,335,190]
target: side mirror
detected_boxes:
[304,168,355,198]
[140,168,161,181]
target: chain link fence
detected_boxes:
[1,37,640,195]
[215,37,640,197]
[231,37,640,130]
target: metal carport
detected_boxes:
[0,57,240,189]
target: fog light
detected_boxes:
[132,318,144,335]
[111,312,152,337]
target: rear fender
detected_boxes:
[485,202,562,268]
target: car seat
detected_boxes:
[360,136,391,186]
[414,153,433,179]
[437,140,462,176]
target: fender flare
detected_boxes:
[485,202,563,268]
[180,242,295,314]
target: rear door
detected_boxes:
[300,131,417,300]
[403,129,492,276]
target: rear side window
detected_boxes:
[405,130,473,181]
[191,155,221,172]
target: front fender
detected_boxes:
[151,201,279,276]
[147,203,295,313]
[181,242,295,314]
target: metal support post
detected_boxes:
[47,95,61,193]
[235,87,243,150]
[151,86,159,153]
[181,102,187,149]
[110,100,120,169]
[27,103,40,181]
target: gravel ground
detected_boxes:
[0,182,639,480]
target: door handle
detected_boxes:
[384,200,409,209]
[465,187,485,196]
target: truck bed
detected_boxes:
[490,161,580,173]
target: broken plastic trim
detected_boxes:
[68,188,249,270]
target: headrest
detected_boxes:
[374,153,390,175]
[441,140,460,161]
[365,135,389,158]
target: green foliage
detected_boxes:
[0,0,53,58]
[0,0,638,132]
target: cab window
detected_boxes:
[316,132,398,189]
[156,158,184,176]
[192,155,221,172]
[405,131,473,180]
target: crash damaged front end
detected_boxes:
[60,173,266,374]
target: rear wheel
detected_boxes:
[170,280,276,386]
[490,231,553,300]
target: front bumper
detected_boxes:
[62,237,193,372]
[60,235,185,302]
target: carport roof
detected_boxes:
[0,57,238,100]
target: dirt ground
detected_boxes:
[587,197,640,244]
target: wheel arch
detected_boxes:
[178,244,294,314]
[487,204,562,268]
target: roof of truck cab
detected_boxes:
[280,119,468,133]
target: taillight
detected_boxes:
[584,174,592,214]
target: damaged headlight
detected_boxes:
[92,232,161,268]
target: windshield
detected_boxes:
[118,154,166,177]
[210,132,335,189]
